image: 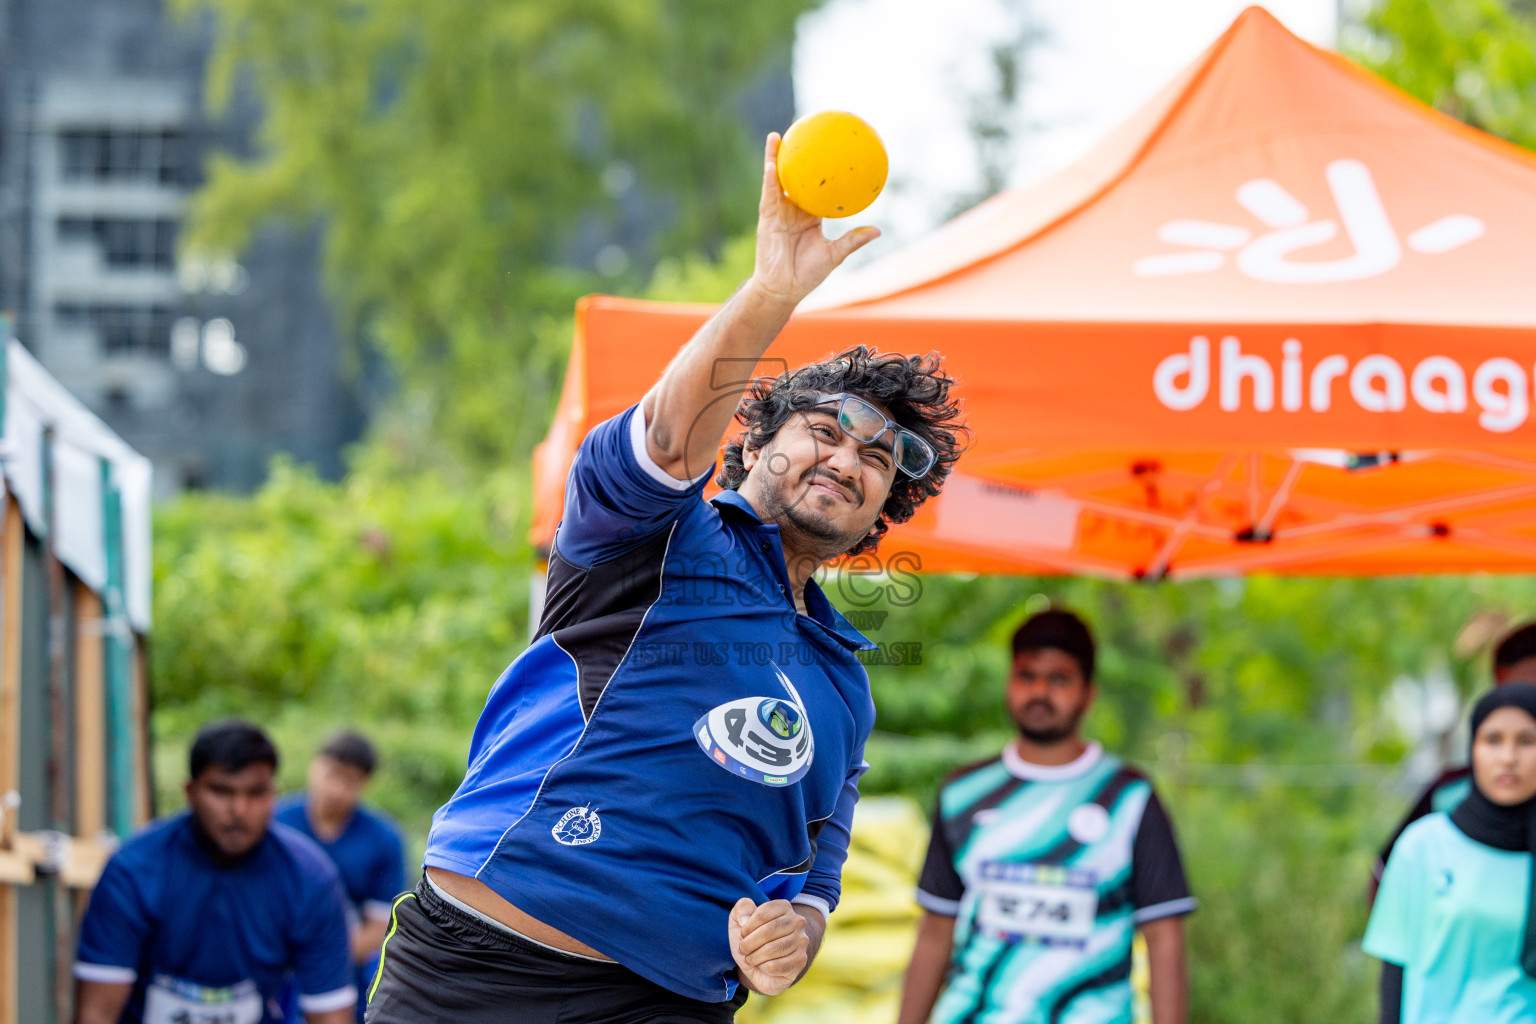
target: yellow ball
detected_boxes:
[777,111,888,219]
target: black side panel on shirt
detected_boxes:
[917,794,964,906]
[538,527,674,720]
[780,817,831,876]
[1378,962,1404,1024]
[1130,790,1192,912]
[916,758,1020,907]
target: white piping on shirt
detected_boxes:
[73,962,137,984]
[1132,896,1198,924]
[630,401,713,491]
[297,985,358,1013]
[914,889,961,917]
[475,522,681,876]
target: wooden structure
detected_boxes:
[0,337,153,1024]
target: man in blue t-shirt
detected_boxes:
[73,720,355,1024]
[365,134,968,1022]
[275,731,406,1023]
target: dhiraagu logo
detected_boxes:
[694,662,815,787]
[1151,334,1535,432]
[1134,159,1484,284]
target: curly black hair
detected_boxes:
[716,345,968,555]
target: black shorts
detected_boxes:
[364,875,749,1024]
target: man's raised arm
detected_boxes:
[640,133,879,482]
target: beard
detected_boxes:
[189,811,263,862]
[782,499,846,544]
[1012,701,1086,745]
[1017,720,1080,744]
[756,464,869,555]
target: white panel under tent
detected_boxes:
[2,339,152,631]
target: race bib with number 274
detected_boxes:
[974,861,1099,949]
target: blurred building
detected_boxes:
[0,0,368,494]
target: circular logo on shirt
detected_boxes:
[1068,804,1111,844]
[552,806,602,846]
[695,695,814,787]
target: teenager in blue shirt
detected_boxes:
[365,133,968,1022]
[1366,683,1536,1023]
[73,720,355,1024]
[276,732,405,1023]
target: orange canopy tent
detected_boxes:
[533,7,1536,580]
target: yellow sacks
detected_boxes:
[738,797,924,1023]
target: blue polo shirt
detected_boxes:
[74,813,355,1023]
[425,402,877,1002]
[274,796,405,1022]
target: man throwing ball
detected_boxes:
[365,134,966,1022]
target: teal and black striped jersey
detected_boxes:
[917,743,1195,1024]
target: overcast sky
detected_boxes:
[794,0,1338,257]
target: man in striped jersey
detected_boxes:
[898,610,1194,1024]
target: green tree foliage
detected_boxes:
[1350,0,1536,149]
[152,453,531,840]
[174,0,817,466]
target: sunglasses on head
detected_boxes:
[810,393,937,479]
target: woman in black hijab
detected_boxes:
[1364,683,1536,1022]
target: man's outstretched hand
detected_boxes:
[728,897,825,996]
[749,133,880,311]
[637,133,881,484]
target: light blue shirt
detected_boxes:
[1365,812,1536,1024]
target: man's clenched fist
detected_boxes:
[727,898,823,996]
